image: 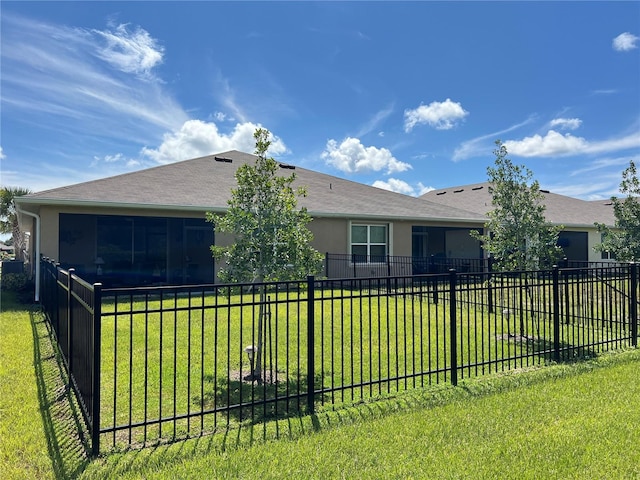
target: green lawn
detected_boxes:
[3,289,640,479]
[0,292,53,479]
[99,282,630,450]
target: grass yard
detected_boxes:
[98,280,630,450]
[3,287,640,479]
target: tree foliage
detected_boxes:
[471,141,563,272]
[1,186,32,262]
[208,128,323,283]
[596,160,640,262]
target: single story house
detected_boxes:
[422,182,616,263]
[16,150,489,298]
[16,151,618,301]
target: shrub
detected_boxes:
[1,273,28,291]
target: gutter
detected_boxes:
[15,205,40,302]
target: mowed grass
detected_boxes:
[84,348,640,479]
[0,291,53,479]
[4,289,640,479]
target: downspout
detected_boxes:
[16,205,40,302]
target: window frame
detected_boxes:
[349,222,391,264]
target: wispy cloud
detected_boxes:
[1,13,188,141]
[591,89,618,96]
[213,72,249,124]
[569,156,637,177]
[452,116,536,161]
[93,23,164,79]
[404,99,469,132]
[322,137,411,174]
[355,104,395,137]
[613,32,639,52]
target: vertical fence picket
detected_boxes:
[91,283,102,457]
[67,269,75,380]
[449,269,458,387]
[307,275,315,414]
[631,263,638,347]
[552,265,560,362]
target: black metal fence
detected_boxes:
[40,258,639,455]
[324,253,490,278]
[41,259,102,456]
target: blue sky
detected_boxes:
[1,1,639,201]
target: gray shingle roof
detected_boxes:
[19,150,484,222]
[422,182,616,227]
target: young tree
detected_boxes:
[471,140,563,272]
[596,160,640,261]
[209,128,323,283]
[208,128,323,381]
[0,186,32,262]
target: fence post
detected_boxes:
[449,269,458,386]
[552,265,560,362]
[91,283,102,457]
[631,263,638,347]
[306,275,315,414]
[67,268,75,375]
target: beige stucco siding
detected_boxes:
[308,217,348,254]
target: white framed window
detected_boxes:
[350,223,389,263]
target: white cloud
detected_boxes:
[505,130,640,157]
[93,23,164,79]
[321,138,411,174]
[549,118,582,130]
[0,146,5,160]
[141,120,288,164]
[505,130,590,156]
[417,183,435,196]
[404,99,469,132]
[372,178,414,195]
[372,178,435,197]
[613,32,639,52]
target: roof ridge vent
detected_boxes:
[436,191,446,195]
[279,163,295,170]
[215,156,233,163]
[540,189,550,193]
[454,189,464,193]
[472,186,483,191]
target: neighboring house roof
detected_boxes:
[17,150,484,223]
[0,242,15,252]
[422,182,616,227]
